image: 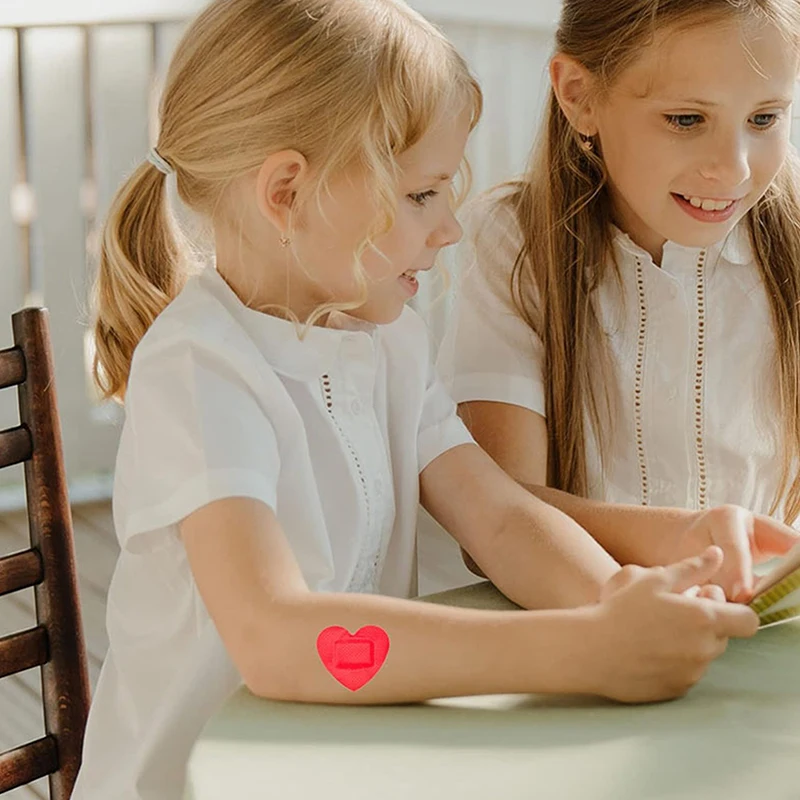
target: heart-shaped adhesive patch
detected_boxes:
[316,625,390,691]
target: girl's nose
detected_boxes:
[698,133,751,188]
[428,209,463,249]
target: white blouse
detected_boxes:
[71,265,473,800]
[438,188,788,518]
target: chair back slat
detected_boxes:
[0,425,33,469]
[0,627,49,679]
[0,549,43,596]
[0,347,25,390]
[0,308,91,800]
[0,737,59,794]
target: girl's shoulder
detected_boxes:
[127,270,269,399]
[458,183,526,278]
[454,183,528,307]
[136,277,233,348]
[462,183,524,246]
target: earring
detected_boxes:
[580,134,594,152]
[279,234,291,248]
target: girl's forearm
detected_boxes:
[472,496,620,610]
[522,484,695,567]
[419,446,618,612]
[242,591,598,705]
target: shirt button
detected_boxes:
[351,398,362,415]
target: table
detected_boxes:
[187,581,800,800]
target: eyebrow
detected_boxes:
[661,97,793,107]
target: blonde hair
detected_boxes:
[502,0,800,521]
[93,0,481,402]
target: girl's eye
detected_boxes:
[665,114,704,131]
[750,113,779,129]
[408,190,438,207]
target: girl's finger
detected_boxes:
[659,546,723,594]
[697,584,726,603]
[710,507,754,598]
[753,517,800,559]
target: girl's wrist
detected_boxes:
[511,606,605,697]
[628,507,702,568]
[654,510,710,566]
[561,605,608,697]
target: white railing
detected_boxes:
[0,0,562,28]
[0,20,191,504]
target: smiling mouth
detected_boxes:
[398,270,420,297]
[674,193,738,212]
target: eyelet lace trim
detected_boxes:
[693,251,709,509]
[320,374,371,526]
[633,251,709,509]
[633,257,650,505]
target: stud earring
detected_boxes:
[279,235,291,248]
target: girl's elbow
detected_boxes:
[237,657,276,699]
[232,638,284,699]
[233,601,315,702]
[238,644,311,702]
[224,612,297,700]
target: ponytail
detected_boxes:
[92,160,187,401]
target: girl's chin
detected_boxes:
[670,218,742,249]
[344,301,406,327]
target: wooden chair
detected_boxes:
[0,308,90,799]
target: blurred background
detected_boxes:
[0,0,564,506]
[2,0,800,505]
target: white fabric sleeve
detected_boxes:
[437,193,547,417]
[117,341,281,547]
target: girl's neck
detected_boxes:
[214,238,328,325]
[609,193,666,266]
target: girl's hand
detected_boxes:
[664,505,799,603]
[589,546,759,704]
[684,584,726,603]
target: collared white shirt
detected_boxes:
[438,188,787,517]
[72,266,473,800]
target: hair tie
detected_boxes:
[146,147,174,176]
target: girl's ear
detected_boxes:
[550,53,599,138]
[254,150,309,235]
